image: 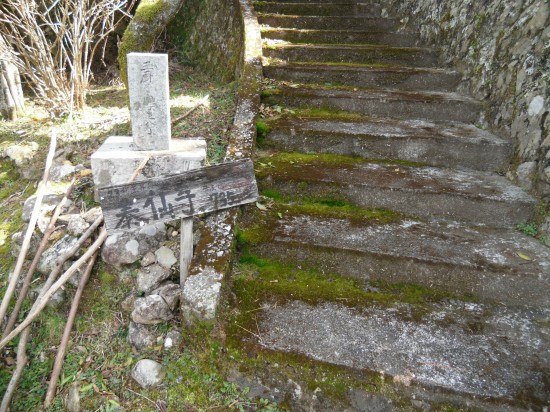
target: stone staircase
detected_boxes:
[231,1,550,410]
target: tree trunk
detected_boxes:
[118,0,186,88]
[0,50,24,120]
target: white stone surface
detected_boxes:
[38,235,79,274]
[528,95,544,116]
[91,136,205,190]
[82,207,103,223]
[127,53,171,150]
[164,330,181,350]
[151,282,181,311]
[136,264,171,293]
[155,246,177,268]
[132,359,165,388]
[3,142,39,166]
[141,251,156,267]
[132,295,173,324]
[62,214,90,236]
[101,222,167,266]
[22,193,71,223]
[182,268,223,321]
[50,163,76,182]
[128,321,155,350]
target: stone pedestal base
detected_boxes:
[91,136,206,193]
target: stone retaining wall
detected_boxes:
[384,0,549,198]
[181,0,263,322]
[170,0,245,82]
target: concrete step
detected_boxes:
[263,43,439,67]
[261,27,421,47]
[263,62,461,92]
[254,2,381,17]
[262,86,482,123]
[240,207,549,308]
[263,117,513,171]
[258,14,397,31]
[255,153,536,227]
[255,299,549,408]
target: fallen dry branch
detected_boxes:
[0,215,105,408]
[130,156,150,182]
[43,249,99,408]
[0,324,29,412]
[0,232,106,409]
[171,95,210,127]
[0,131,57,328]
[0,227,108,351]
[28,212,105,310]
[2,177,76,338]
[0,157,149,409]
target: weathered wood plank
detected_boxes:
[99,159,258,232]
[180,217,193,287]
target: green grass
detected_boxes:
[517,222,538,237]
[169,67,238,164]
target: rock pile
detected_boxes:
[9,145,185,357]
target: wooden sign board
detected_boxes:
[99,159,258,232]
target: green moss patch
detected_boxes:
[236,194,402,248]
[287,107,365,120]
[232,254,456,314]
[223,253,470,408]
[256,151,427,172]
[257,151,364,168]
[118,0,179,86]
[262,189,401,223]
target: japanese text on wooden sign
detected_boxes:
[99,159,258,233]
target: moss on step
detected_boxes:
[234,254,457,310]
[261,30,396,46]
[256,152,427,171]
[281,107,365,121]
[253,152,427,210]
[259,151,363,167]
[256,120,270,147]
[236,194,403,247]
[261,189,402,223]
[289,61,396,69]
[226,247,479,408]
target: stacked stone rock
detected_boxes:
[90,53,206,363]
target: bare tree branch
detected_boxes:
[0,0,137,114]
[43,249,99,408]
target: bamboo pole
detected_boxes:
[0,130,57,327]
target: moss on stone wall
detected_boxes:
[384,0,549,200]
[167,0,244,82]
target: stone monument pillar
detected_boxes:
[91,52,206,284]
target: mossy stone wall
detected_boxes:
[169,0,244,82]
[384,0,549,198]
